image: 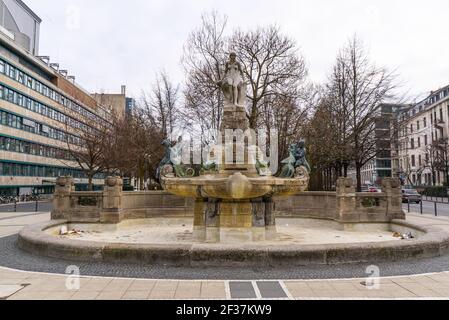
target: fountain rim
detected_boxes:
[17,218,449,267]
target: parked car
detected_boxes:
[368,187,382,193]
[361,185,370,192]
[402,189,422,204]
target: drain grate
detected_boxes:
[229,282,257,299]
[228,281,289,299]
[256,281,288,299]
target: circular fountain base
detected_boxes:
[18,217,449,267]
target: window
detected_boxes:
[417,121,420,130]
[424,117,427,127]
[0,60,4,73]
[418,137,421,148]
[410,124,414,133]
[419,155,422,166]
[410,138,415,149]
[411,155,416,167]
[425,135,428,146]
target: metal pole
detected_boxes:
[434,201,438,216]
[408,200,410,213]
[35,199,38,212]
[14,199,17,212]
[420,200,423,214]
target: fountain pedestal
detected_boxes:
[192,197,276,242]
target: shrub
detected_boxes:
[419,186,448,197]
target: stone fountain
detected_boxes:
[159,53,310,242]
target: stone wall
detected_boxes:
[274,192,337,220]
[52,177,193,223]
[51,176,404,224]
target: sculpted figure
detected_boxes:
[295,140,311,173]
[218,53,246,106]
[278,140,310,178]
[157,138,194,182]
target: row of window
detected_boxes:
[403,130,444,151]
[0,135,74,161]
[0,161,105,179]
[0,109,80,145]
[0,58,108,124]
[407,86,449,117]
[410,172,441,186]
[0,83,91,133]
[410,154,429,167]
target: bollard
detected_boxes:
[435,202,438,216]
[14,199,17,212]
[420,200,423,215]
[35,199,38,212]
[408,200,410,213]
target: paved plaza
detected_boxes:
[1,210,449,300]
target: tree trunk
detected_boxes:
[356,163,362,192]
[88,175,93,191]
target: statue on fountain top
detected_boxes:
[218,52,247,107]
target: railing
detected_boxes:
[356,192,388,214]
[69,191,102,210]
[0,196,53,213]
[405,196,449,217]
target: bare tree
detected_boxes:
[230,25,308,129]
[142,71,180,139]
[181,11,228,145]
[63,117,110,191]
[105,108,165,190]
[328,36,397,191]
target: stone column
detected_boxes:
[205,198,221,242]
[382,178,405,220]
[51,177,75,220]
[264,197,276,240]
[336,177,358,222]
[101,176,123,224]
[193,198,206,241]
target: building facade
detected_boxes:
[0,0,40,55]
[92,85,135,118]
[350,103,408,186]
[0,2,118,196]
[397,85,449,187]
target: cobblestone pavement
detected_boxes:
[1,211,449,299]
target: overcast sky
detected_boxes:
[27,0,449,102]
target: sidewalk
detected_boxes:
[2,266,449,300]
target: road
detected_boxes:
[0,201,52,213]
[403,200,449,217]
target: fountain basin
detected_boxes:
[162,172,308,200]
[18,217,449,267]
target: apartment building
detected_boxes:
[397,85,449,186]
[350,104,408,185]
[0,0,120,196]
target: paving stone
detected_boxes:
[122,290,150,300]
